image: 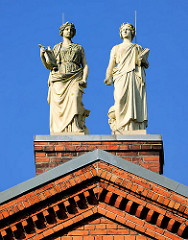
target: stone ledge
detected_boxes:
[34,134,162,142]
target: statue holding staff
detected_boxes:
[39,22,90,134]
[104,22,149,133]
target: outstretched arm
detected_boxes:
[104,47,116,85]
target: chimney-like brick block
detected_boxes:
[34,135,164,175]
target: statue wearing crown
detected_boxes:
[104,23,149,133]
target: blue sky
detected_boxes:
[0,0,188,192]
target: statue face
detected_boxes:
[121,26,132,40]
[63,26,74,39]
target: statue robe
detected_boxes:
[48,43,88,134]
[110,43,148,131]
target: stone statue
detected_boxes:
[104,22,149,134]
[39,22,90,135]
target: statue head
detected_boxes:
[59,22,76,38]
[119,23,135,40]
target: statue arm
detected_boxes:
[39,45,52,70]
[142,58,149,69]
[104,46,116,85]
[39,44,57,70]
[136,46,149,69]
[79,48,89,88]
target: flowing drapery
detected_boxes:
[109,43,148,131]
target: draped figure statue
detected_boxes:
[39,22,90,134]
[104,23,149,133]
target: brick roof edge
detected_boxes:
[0,149,187,205]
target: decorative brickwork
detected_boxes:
[0,158,187,240]
[55,217,153,239]
[34,137,163,175]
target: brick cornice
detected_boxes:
[0,161,187,239]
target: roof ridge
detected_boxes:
[0,149,187,205]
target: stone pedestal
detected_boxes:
[34,134,164,175]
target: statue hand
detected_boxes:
[39,44,46,56]
[79,80,87,88]
[137,56,143,67]
[104,78,111,85]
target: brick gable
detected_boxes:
[0,150,187,240]
[55,216,153,239]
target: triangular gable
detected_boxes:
[0,150,187,239]
[59,215,153,240]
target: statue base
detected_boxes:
[112,129,147,135]
[50,127,89,135]
[50,132,87,135]
[34,134,163,175]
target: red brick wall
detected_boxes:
[1,159,187,239]
[55,217,153,240]
[34,139,163,175]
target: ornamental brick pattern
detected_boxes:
[34,139,163,175]
[0,159,187,240]
[55,217,153,240]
